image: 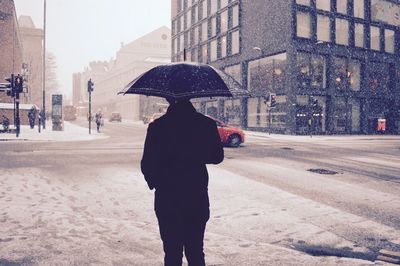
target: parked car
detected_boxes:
[208,116,245,147]
[109,112,122,122]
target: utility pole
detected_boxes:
[42,0,47,129]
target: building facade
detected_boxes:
[171,0,400,134]
[19,15,44,109]
[0,0,24,104]
[74,26,171,121]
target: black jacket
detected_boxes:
[141,101,224,211]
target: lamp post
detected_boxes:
[42,0,47,129]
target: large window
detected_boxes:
[221,0,229,9]
[336,18,349,45]
[232,5,239,28]
[385,29,395,53]
[334,97,347,133]
[355,23,365,48]
[371,0,400,26]
[297,53,327,89]
[231,30,240,54]
[248,53,287,93]
[210,16,217,37]
[200,0,207,19]
[370,26,381,51]
[369,62,392,93]
[349,98,361,132]
[185,9,191,29]
[201,44,208,63]
[317,15,331,42]
[354,0,364,18]
[334,57,361,91]
[201,21,208,42]
[210,39,217,61]
[210,0,217,14]
[220,35,227,58]
[224,64,242,84]
[220,10,228,33]
[316,0,330,11]
[297,12,311,39]
[337,0,348,14]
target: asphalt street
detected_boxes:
[0,119,399,265]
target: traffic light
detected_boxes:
[270,93,277,108]
[88,79,94,92]
[5,74,15,97]
[14,74,23,94]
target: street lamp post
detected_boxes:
[42,0,46,129]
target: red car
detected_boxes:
[208,116,245,147]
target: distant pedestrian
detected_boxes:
[141,98,224,266]
[95,111,102,133]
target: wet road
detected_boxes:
[0,119,399,264]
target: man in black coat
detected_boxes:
[141,99,224,266]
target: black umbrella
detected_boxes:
[119,62,249,100]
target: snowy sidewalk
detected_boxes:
[0,164,394,265]
[0,121,108,142]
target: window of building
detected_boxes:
[193,46,198,61]
[172,20,176,36]
[334,97,347,132]
[248,53,287,93]
[369,62,391,93]
[199,0,207,19]
[355,23,365,48]
[193,5,198,23]
[334,57,361,91]
[349,98,360,132]
[221,0,229,9]
[371,0,400,26]
[173,37,178,54]
[316,0,330,11]
[220,35,227,58]
[297,12,311,39]
[186,49,192,61]
[231,5,239,28]
[224,64,242,84]
[179,34,184,53]
[179,0,184,12]
[370,26,381,51]
[201,43,208,63]
[194,26,199,45]
[221,9,228,33]
[247,98,258,127]
[317,15,331,42]
[385,29,395,53]
[211,16,217,37]
[177,16,182,33]
[201,21,208,42]
[336,0,348,14]
[297,53,327,89]
[348,59,361,91]
[210,39,217,61]
[231,30,240,54]
[185,9,191,29]
[223,99,242,127]
[296,0,311,6]
[336,18,349,45]
[210,0,218,14]
[354,0,364,18]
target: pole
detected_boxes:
[89,90,91,134]
[268,107,271,135]
[15,92,20,137]
[42,0,47,129]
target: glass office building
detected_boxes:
[171,0,400,134]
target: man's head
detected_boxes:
[166,97,191,105]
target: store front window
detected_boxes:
[248,53,287,94]
[349,98,361,132]
[296,95,326,134]
[297,52,327,89]
[334,57,361,91]
[334,97,347,133]
[224,99,242,127]
[369,62,392,93]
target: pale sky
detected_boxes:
[14,0,171,99]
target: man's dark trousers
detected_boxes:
[156,206,209,266]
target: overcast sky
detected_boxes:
[14,0,171,99]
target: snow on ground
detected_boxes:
[0,122,108,142]
[1,163,390,265]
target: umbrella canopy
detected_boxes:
[120,62,249,100]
